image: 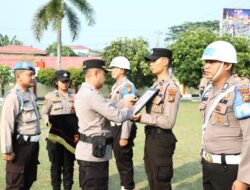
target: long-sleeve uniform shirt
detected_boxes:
[110,77,136,139]
[200,75,250,184]
[74,83,134,162]
[140,77,181,129]
[0,84,41,153]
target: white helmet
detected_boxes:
[201,41,237,64]
[109,56,130,70]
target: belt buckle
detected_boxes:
[204,152,213,163]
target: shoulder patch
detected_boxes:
[233,85,250,119]
[126,84,132,93]
[167,88,177,103]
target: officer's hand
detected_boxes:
[3,152,15,161]
[119,138,128,147]
[124,97,134,108]
[133,113,141,121]
[232,180,248,190]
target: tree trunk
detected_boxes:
[57,23,62,70]
[1,85,4,97]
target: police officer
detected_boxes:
[42,70,75,190]
[134,48,181,190]
[74,59,136,190]
[109,56,137,190]
[0,62,41,190]
[200,41,250,190]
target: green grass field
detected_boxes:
[0,101,203,190]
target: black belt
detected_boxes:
[145,126,172,135]
[79,134,113,145]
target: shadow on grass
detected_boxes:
[109,163,150,190]
[173,160,202,190]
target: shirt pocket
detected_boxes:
[211,104,229,126]
[151,95,164,113]
[22,105,37,123]
[52,102,63,110]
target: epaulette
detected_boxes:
[3,89,24,115]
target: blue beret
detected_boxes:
[14,62,36,74]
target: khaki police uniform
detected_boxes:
[200,76,250,190]
[110,76,137,190]
[75,81,134,190]
[42,89,75,190]
[0,84,41,190]
[140,77,180,190]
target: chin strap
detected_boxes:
[112,68,120,79]
[210,62,224,82]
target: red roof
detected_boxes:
[0,45,46,55]
[69,45,90,50]
[0,55,101,69]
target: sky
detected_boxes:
[0,0,250,50]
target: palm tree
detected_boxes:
[0,34,23,46]
[32,0,95,69]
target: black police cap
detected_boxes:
[55,70,70,81]
[83,59,108,72]
[145,48,172,61]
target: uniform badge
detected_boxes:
[152,104,160,112]
[126,84,132,93]
[43,99,48,106]
[238,87,249,94]
[215,105,221,112]
[167,88,177,103]
[243,94,250,103]
[214,114,223,123]
[63,73,68,77]
[70,107,75,113]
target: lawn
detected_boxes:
[0,101,203,190]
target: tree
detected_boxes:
[66,67,83,92]
[218,35,250,77]
[101,38,153,89]
[46,43,77,56]
[37,68,56,87]
[170,28,250,88]
[0,33,23,46]
[165,20,219,43]
[170,28,217,88]
[0,65,12,97]
[32,0,95,70]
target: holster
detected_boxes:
[92,136,106,158]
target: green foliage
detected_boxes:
[37,68,56,87]
[170,28,217,88]
[32,0,95,69]
[0,65,12,96]
[66,67,83,90]
[165,20,219,43]
[32,0,95,41]
[46,43,77,56]
[0,33,23,46]
[217,35,250,77]
[101,38,153,88]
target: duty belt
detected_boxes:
[202,150,241,165]
[110,121,122,127]
[16,134,40,143]
[79,134,113,144]
[145,126,172,135]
